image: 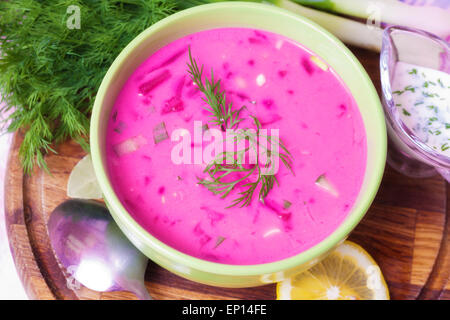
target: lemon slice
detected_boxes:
[67,155,103,199]
[277,241,389,300]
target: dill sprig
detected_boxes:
[187,47,244,130]
[187,50,293,207]
[0,0,177,173]
[199,117,293,208]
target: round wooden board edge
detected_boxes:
[4,131,56,299]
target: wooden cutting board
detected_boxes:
[4,47,450,300]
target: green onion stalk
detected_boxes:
[276,0,383,51]
[291,0,450,41]
[178,0,450,50]
[176,0,383,51]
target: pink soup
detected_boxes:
[106,28,367,265]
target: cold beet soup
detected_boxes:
[105,28,367,265]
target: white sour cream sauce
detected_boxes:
[392,61,450,156]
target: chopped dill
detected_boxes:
[404,85,416,93]
[423,92,439,98]
[402,109,411,116]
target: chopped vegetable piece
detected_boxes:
[283,200,293,209]
[263,228,281,238]
[149,48,187,73]
[113,135,147,157]
[153,122,169,144]
[315,174,339,197]
[114,121,127,134]
[161,96,184,114]
[139,70,171,95]
[214,236,226,249]
[202,123,210,133]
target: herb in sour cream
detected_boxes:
[392,62,450,156]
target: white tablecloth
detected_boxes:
[0,125,27,299]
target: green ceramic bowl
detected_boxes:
[91,2,387,288]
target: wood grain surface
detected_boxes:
[4,47,450,300]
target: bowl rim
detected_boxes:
[91,2,387,276]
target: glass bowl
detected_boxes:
[380,25,450,180]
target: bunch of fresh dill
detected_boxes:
[0,0,177,172]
